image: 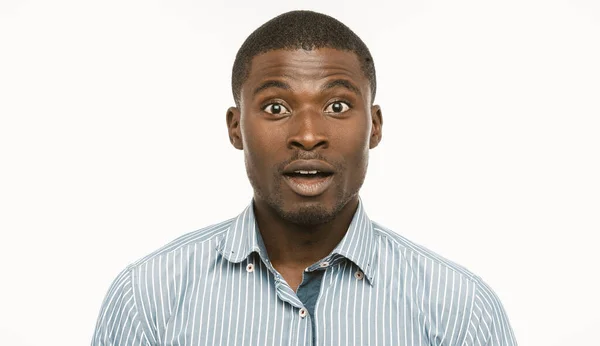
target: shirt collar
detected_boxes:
[330,198,377,284]
[217,197,377,285]
[217,203,264,263]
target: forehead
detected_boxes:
[242,48,369,97]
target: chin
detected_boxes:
[274,196,346,226]
[280,204,337,226]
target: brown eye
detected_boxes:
[263,103,291,115]
[325,101,350,114]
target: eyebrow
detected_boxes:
[253,80,291,96]
[321,79,362,96]
[252,78,362,97]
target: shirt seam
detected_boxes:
[374,226,479,281]
[473,276,497,345]
[460,278,478,346]
[131,225,230,269]
[128,266,154,346]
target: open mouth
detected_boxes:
[284,170,334,179]
[283,170,334,197]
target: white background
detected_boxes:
[1,0,599,345]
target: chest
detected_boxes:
[153,257,466,346]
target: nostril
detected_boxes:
[288,138,328,151]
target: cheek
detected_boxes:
[241,118,284,169]
[335,119,371,177]
[334,118,371,155]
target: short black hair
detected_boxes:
[231,10,377,106]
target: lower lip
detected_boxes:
[283,174,334,197]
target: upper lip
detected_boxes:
[282,160,335,175]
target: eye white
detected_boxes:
[325,101,350,113]
[263,103,291,115]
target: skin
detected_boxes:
[226,48,383,291]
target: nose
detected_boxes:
[286,108,329,151]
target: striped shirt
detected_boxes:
[92,199,517,345]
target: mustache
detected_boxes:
[276,151,342,174]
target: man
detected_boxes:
[92,10,517,346]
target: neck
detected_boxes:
[253,197,359,269]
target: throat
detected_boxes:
[252,194,360,279]
[273,265,306,292]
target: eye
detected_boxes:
[325,101,351,114]
[263,103,291,115]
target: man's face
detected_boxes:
[227,48,382,226]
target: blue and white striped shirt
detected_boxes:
[92,199,517,345]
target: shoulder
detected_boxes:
[371,221,509,311]
[371,222,516,343]
[370,221,505,307]
[127,217,235,271]
[372,221,479,282]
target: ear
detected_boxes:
[226,107,243,150]
[369,105,383,149]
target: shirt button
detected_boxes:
[319,261,330,268]
[354,270,364,280]
[299,308,308,318]
[246,263,254,273]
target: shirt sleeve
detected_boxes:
[92,267,152,346]
[463,277,518,346]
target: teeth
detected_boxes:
[295,170,318,174]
